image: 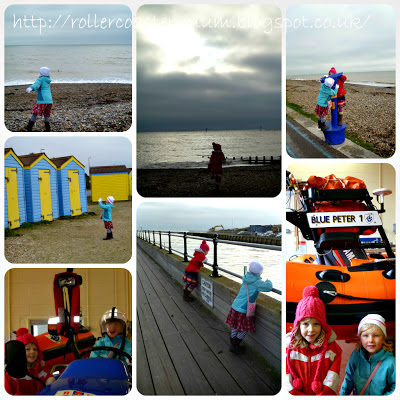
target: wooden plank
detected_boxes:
[138,258,214,395]
[136,315,155,395]
[139,253,244,395]
[138,249,278,394]
[137,276,184,395]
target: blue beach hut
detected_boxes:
[51,156,88,217]
[4,148,27,229]
[19,153,59,223]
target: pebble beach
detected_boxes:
[137,165,281,197]
[5,83,132,132]
[286,80,395,157]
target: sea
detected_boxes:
[287,71,395,87]
[137,130,282,169]
[161,235,282,301]
[4,44,132,85]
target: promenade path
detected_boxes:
[137,247,280,395]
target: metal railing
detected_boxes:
[137,230,281,295]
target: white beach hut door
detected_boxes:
[39,169,53,221]
[68,170,82,216]
[5,167,20,229]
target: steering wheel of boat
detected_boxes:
[79,346,132,362]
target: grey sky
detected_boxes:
[5,5,132,45]
[5,137,132,174]
[137,201,281,231]
[287,5,395,75]
[137,5,281,132]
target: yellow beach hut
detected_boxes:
[90,165,130,202]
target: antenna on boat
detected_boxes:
[373,188,392,213]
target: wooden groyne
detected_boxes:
[232,156,281,165]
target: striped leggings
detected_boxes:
[231,328,247,340]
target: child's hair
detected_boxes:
[356,323,394,353]
[289,317,326,349]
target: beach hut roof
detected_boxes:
[4,148,24,168]
[126,168,132,173]
[50,156,85,169]
[19,153,57,169]
[90,165,128,174]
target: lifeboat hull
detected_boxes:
[286,256,395,341]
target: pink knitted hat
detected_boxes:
[287,286,332,394]
[329,67,336,74]
[16,328,43,362]
[200,240,209,252]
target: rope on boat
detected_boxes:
[323,290,393,302]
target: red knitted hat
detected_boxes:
[200,240,209,252]
[16,328,43,362]
[212,142,222,151]
[287,286,332,394]
[329,67,336,74]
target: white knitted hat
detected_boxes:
[249,261,263,275]
[358,314,387,337]
[40,67,50,77]
[324,77,334,88]
[106,196,115,204]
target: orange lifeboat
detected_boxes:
[286,174,395,341]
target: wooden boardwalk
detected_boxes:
[137,247,280,395]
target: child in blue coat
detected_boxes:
[315,77,338,131]
[98,196,115,240]
[89,307,132,367]
[340,314,395,396]
[225,261,273,354]
[26,67,53,132]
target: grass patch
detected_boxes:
[287,100,377,154]
[5,228,22,237]
[287,101,319,123]
[59,212,97,221]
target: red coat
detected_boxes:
[337,75,347,97]
[286,332,342,395]
[5,361,54,395]
[185,250,207,273]
[208,151,226,173]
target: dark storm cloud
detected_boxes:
[137,68,281,132]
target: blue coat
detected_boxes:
[99,201,114,221]
[340,347,395,395]
[30,76,53,104]
[231,272,273,313]
[89,334,132,366]
[317,83,338,107]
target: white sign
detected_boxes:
[307,211,382,228]
[201,278,213,307]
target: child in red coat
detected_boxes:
[208,142,226,190]
[286,286,342,395]
[329,67,347,126]
[5,328,55,395]
[182,240,209,302]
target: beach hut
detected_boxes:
[51,156,88,217]
[19,153,59,223]
[127,168,132,197]
[4,148,27,229]
[90,165,130,202]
